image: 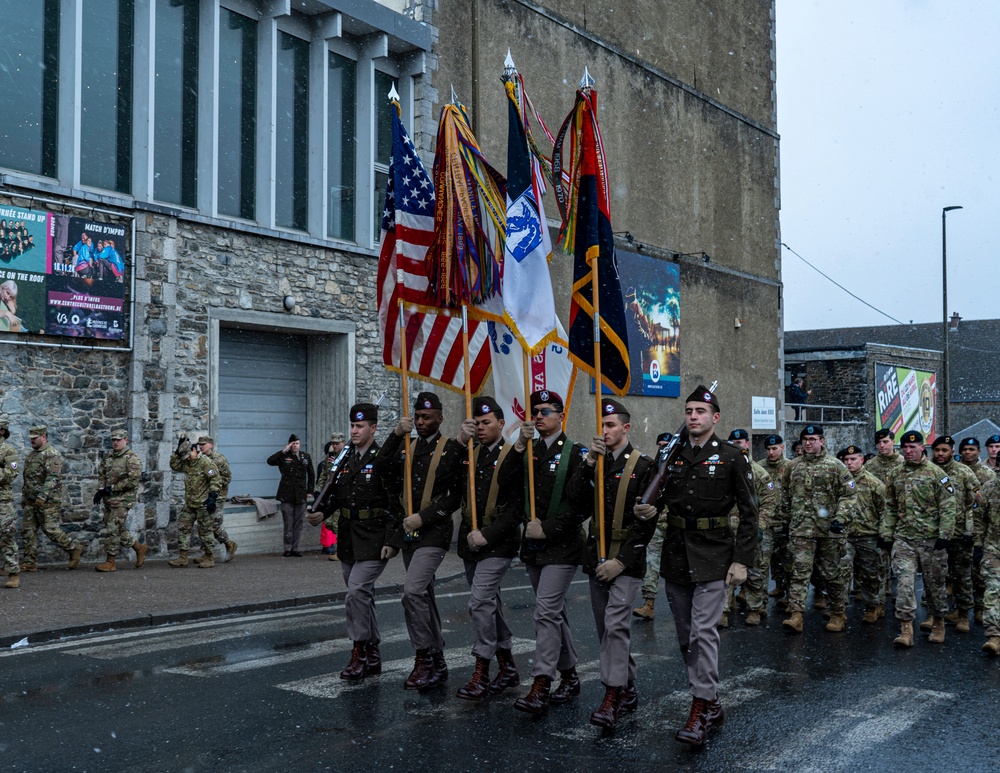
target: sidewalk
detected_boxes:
[0,549,468,649]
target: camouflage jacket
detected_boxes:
[848,467,886,537]
[865,452,904,487]
[962,459,995,542]
[98,447,142,508]
[762,456,791,527]
[733,458,776,529]
[937,458,979,539]
[881,457,956,542]
[779,450,857,538]
[170,451,221,509]
[0,441,19,502]
[977,477,1000,555]
[22,442,63,506]
[205,451,232,498]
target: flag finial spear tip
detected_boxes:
[580,66,595,90]
[450,84,458,104]
[504,49,515,70]
[388,82,400,102]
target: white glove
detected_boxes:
[725,562,748,587]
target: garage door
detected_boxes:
[218,327,308,497]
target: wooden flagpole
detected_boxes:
[397,269,414,518]
[461,306,478,530]
[590,251,606,563]
[523,348,538,520]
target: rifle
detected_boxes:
[637,380,718,515]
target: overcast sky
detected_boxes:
[776,0,1000,332]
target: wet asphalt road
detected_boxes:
[2,570,1000,772]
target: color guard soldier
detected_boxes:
[514,390,588,716]
[21,425,83,572]
[568,399,655,729]
[653,386,757,747]
[379,392,463,691]
[93,429,147,572]
[452,396,530,700]
[1,415,20,588]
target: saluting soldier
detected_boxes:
[513,390,588,717]
[200,437,238,562]
[1,415,20,588]
[654,386,757,747]
[21,425,83,572]
[93,428,147,572]
[308,402,397,681]
[569,399,655,729]
[880,430,957,647]
[836,445,886,624]
[267,434,315,557]
[452,396,529,701]
[959,436,997,625]
[168,435,222,568]
[379,392,463,692]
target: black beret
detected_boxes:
[837,445,863,459]
[349,402,378,422]
[800,424,824,438]
[602,399,628,417]
[474,395,503,420]
[684,385,720,412]
[765,434,783,446]
[529,390,563,410]
[960,437,980,449]
[931,435,955,449]
[987,435,1000,445]
[728,429,749,441]
[415,392,442,411]
[900,430,924,445]
[874,429,894,442]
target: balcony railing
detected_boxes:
[785,403,866,424]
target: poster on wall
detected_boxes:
[0,204,128,341]
[595,249,680,397]
[875,362,937,443]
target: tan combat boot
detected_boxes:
[782,612,803,633]
[944,609,960,624]
[168,551,189,568]
[919,617,934,632]
[955,609,971,633]
[745,610,762,626]
[825,613,847,632]
[862,608,879,624]
[95,555,117,572]
[982,637,1000,656]
[633,598,655,620]
[68,544,83,570]
[975,608,984,626]
[718,612,729,628]
[224,540,238,563]
[894,620,914,648]
[4,574,19,589]
[133,541,148,568]
[928,616,946,643]
[196,552,215,568]
[813,595,828,610]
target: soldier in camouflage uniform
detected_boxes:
[761,434,791,606]
[865,428,902,599]
[168,435,222,568]
[200,437,237,562]
[836,445,886,623]
[880,430,957,647]
[779,424,856,634]
[721,429,776,627]
[21,425,83,571]
[959,436,996,625]
[633,432,672,621]
[93,429,147,572]
[1,415,21,588]
[986,434,1000,474]
[930,436,980,633]
[977,475,1000,655]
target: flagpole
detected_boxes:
[461,305,479,531]
[397,269,414,518]
[522,348,538,521]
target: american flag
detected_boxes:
[376,106,492,393]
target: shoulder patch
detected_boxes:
[940,476,950,485]
[847,480,856,489]
[10,462,17,470]
[207,469,215,476]
[767,481,775,490]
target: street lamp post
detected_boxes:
[942,205,963,434]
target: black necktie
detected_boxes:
[692,444,702,456]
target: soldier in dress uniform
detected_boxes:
[652,386,757,747]
[452,396,531,701]
[0,415,21,588]
[308,402,397,680]
[513,390,588,717]
[568,399,655,729]
[167,435,222,568]
[21,425,83,572]
[267,434,315,557]
[379,392,463,692]
[93,429,147,572]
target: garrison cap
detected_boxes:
[414,392,442,411]
[349,403,378,423]
[197,435,213,445]
[874,428,894,442]
[800,424,824,438]
[110,429,128,441]
[987,434,1000,445]
[530,390,564,411]
[684,385,720,412]
[728,429,749,441]
[330,432,346,443]
[656,432,673,445]
[932,435,955,449]
[602,399,628,417]
[837,445,863,459]
[900,430,924,445]
[960,437,980,449]
[473,396,503,420]
[288,433,299,443]
[28,425,47,438]
[765,434,784,446]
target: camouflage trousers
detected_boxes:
[177,505,215,554]
[101,504,135,556]
[841,536,884,611]
[974,549,986,613]
[21,502,76,564]
[945,541,974,610]
[981,551,1000,637]
[771,528,790,592]
[639,513,667,600]
[787,537,847,614]
[741,527,776,612]
[212,503,230,545]
[0,500,18,574]
[892,538,948,621]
